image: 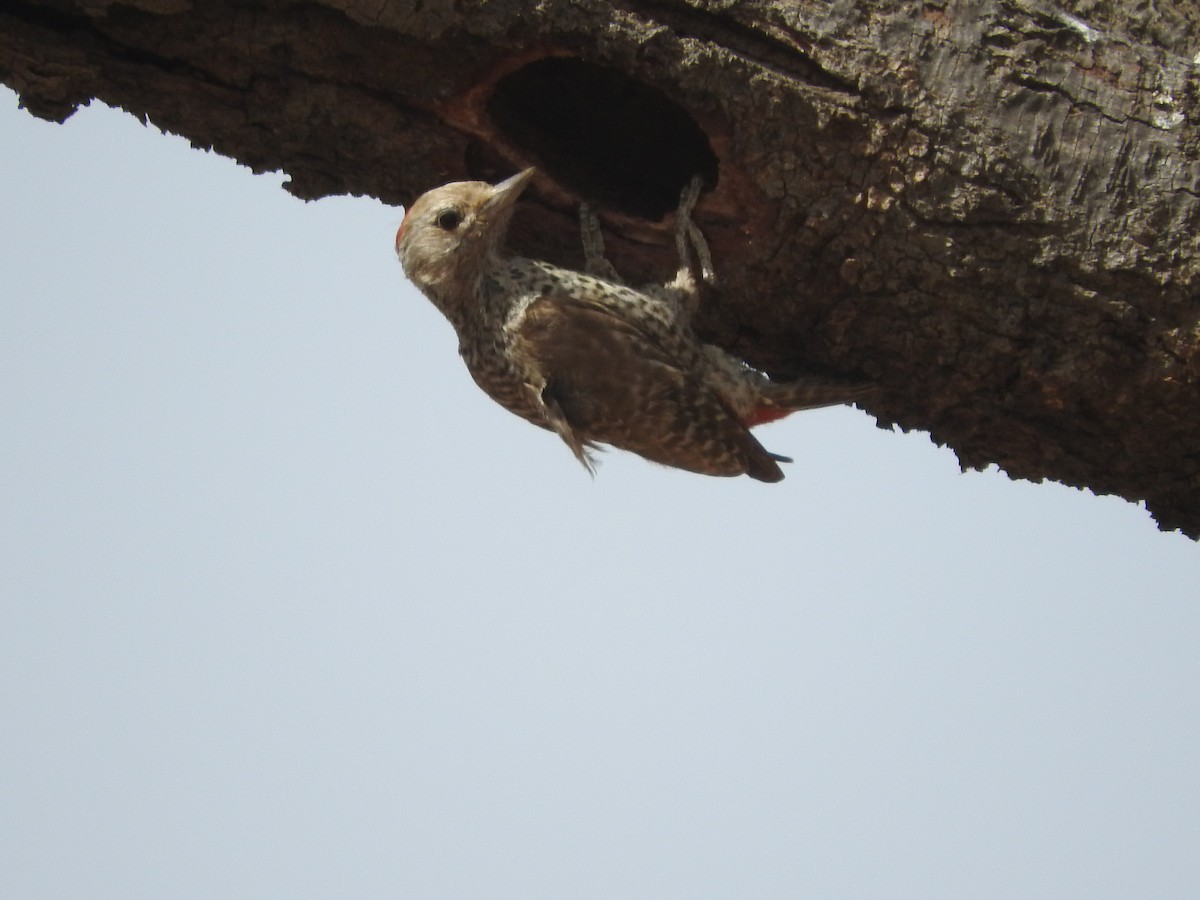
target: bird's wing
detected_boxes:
[510,293,785,481]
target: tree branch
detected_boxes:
[4,0,1198,535]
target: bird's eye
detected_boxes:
[436,209,462,231]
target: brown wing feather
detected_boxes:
[513,296,784,481]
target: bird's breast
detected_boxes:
[458,338,546,428]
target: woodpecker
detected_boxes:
[394,168,872,481]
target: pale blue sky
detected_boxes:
[2,87,1199,898]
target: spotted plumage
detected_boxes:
[394,167,873,480]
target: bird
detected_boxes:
[394,167,873,481]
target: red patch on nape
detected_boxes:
[741,406,794,428]
[394,212,411,254]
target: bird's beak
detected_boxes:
[484,167,536,216]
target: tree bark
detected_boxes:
[4,0,1199,535]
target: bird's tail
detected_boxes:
[743,378,878,428]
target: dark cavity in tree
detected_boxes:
[487,58,718,220]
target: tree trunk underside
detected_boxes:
[5,0,1199,536]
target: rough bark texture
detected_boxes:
[4,0,1199,535]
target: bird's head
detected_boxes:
[395,168,536,297]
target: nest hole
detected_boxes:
[487,58,719,220]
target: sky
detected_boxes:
[2,87,1199,899]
